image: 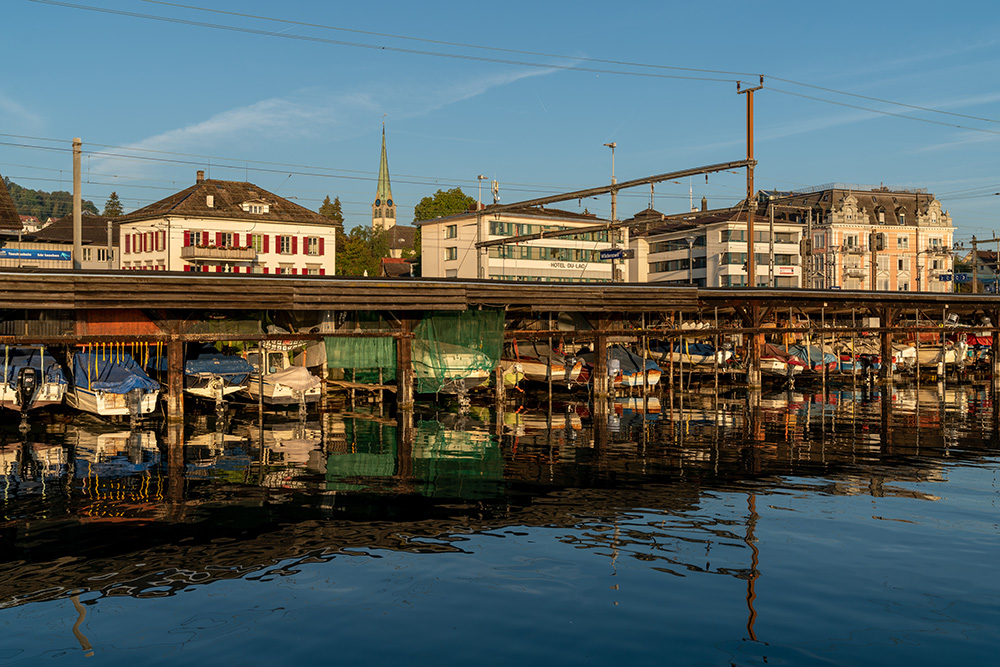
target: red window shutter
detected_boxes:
[201,265,208,272]
[263,235,269,253]
[291,267,297,275]
[233,232,240,247]
[202,231,209,246]
[215,265,222,272]
[125,235,131,253]
[263,267,269,274]
[292,236,298,254]
[215,232,222,247]
[320,268,326,276]
[275,235,281,253]
[318,237,325,255]
[183,231,190,247]
[183,265,191,272]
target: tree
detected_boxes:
[103,191,124,217]
[336,226,389,276]
[4,177,98,220]
[319,195,345,234]
[413,187,475,222]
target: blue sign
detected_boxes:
[938,274,953,281]
[954,273,971,283]
[599,249,624,261]
[0,248,72,261]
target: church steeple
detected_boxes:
[372,125,396,231]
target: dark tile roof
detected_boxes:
[380,257,413,277]
[764,188,940,226]
[29,214,120,245]
[415,205,603,226]
[119,176,332,226]
[0,173,22,232]
[387,225,416,251]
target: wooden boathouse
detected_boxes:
[3,268,1000,425]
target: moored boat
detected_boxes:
[65,350,160,419]
[0,345,67,412]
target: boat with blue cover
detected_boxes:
[66,350,160,418]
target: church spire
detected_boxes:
[372,124,396,231]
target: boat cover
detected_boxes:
[183,344,253,381]
[650,341,716,356]
[268,366,321,392]
[602,346,661,375]
[2,346,67,387]
[73,351,160,394]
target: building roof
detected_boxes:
[0,173,22,232]
[415,204,602,226]
[29,214,120,245]
[375,126,392,205]
[387,225,417,252]
[119,172,332,226]
[761,187,944,227]
[379,257,413,277]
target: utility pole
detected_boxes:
[73,137,82,270]
[870,228,877,291]
[737,76,763,287]
[477,174,487,279]
[768,201,775,287]
[972,235,978,294]
[604,142,618,282]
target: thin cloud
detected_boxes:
[91,66,557,176]
[0,90,43,130]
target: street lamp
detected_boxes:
[477,175,488,211]
[685,236,696,286]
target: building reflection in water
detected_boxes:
[0,382,994,633]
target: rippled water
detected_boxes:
[1,383,998,665]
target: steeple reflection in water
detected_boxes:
[0,385,997,665]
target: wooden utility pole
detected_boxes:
[738,77,763,287]
[73,138,82,270]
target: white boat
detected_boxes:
[245,348,322,405]
[412,340,492,394]
[0,346,67,412]
[65,350,160,418]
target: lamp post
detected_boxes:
[476,174,487,279]
[686,235,696,286]
[477,175,487,211]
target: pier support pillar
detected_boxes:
[166,337,184,426]
[744,304,762,389]
[593,332,609,399]
[991,309,1000,391]
[879,307,897,385]
[396,320,415,413]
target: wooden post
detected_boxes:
[746,304,762,389]
[396,319,414,413]
[593,330,609,399]
[166,337,184,426]
[991,308,1000,392]
[879,307,895,384]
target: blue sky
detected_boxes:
[2,0,998,243]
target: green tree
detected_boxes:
[412,187,475,222]
[319,195,345,233]
[4,177,98,220]
[103,191,124,217]
[336,227,389,276]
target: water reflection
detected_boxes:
[0,384,997,662]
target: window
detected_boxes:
[242,202,269,214]
[82,248,92,261]
[307,237,320,255]
[877,256,889,272]
[897,236,909,249]
[97,248,108,262]
[898,258,907,271]
[251,234,264,252]
[930,237,942,249]
[446,247,458,261]
[932,259,940,270]
[279,235,292,254]
[219,232,233,248]
[844,234,859,248]
[899,282,909,291]
[813,234,825,249]
[445,224,458,239]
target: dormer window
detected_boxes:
[241,201,270,214]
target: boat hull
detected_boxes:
[65,387,159,417]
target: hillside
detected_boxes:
[3,177,99,220]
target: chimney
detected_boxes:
[701,196,708,211]
[196,170,205,183]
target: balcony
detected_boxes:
[845,268,866,278]
[181,246,256,261]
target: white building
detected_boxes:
[419,206,616,282]
[0,214,119,270]
[118,172,336,274]
[629,206,804,287]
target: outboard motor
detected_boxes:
[16,367,39,411]
[126,388,145,419]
